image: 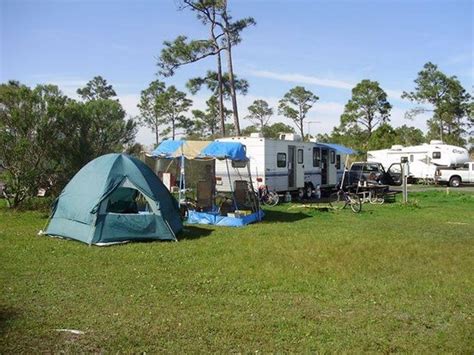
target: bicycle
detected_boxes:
[368,188,385,205]
[255,185,279,207]
[329,189,362,213]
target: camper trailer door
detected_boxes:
[296,147,304,188]
[288,146,296,189]
[321,149,329,185]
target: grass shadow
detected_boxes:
[262,209,313,223]
[178,225,213,241]
[0,306,19,335]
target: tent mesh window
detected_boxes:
[106,187,151,214]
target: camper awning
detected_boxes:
[152,140,248,161]
[317,143,355,155]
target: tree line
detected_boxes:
[0,78,136,208]
[1,61,471,209]
[1,0,473,208]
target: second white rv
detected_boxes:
[367,140,469,181]
[215,133,350,197]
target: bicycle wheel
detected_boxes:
[347,193,362,213]
[329,191,347,210]
[369,191,384,205]
[263,191,279,207]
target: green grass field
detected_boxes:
[1,191,473,352]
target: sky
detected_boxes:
[1,0,473,147]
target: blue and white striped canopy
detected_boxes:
[152,140,248,161]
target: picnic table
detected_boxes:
[353,184,390,204]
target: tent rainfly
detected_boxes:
[45,154,182,245]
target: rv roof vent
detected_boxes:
[430,140,444,145]
[390,145,404,150]
[249,132,263,138]
[279,133,302,141]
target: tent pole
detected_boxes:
[341,155,349,189]
[225,159,238,211]
[179,154,185,203]
[163,158,174,174]
[164,220,178,242]
[39,213,54,237]
[246,161,261,220]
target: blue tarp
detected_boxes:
[187,210,264,227]
[317,143,355,155]
[151,140,185,158]
[152,140,248,161]
[199,141,247,161]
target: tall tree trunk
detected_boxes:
[154,121,159,146]
[210,8,225,138]
[216,52,226,137]
[225,39,240,136]
[299,115,304,139]
[367,111,373,139]
[172,118,175,140]
[221,3,240,136]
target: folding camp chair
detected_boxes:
[233,180,252,210]
[196,180,214,211]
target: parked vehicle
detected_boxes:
[435,162,474,187]
[367,140,469,182]
[214,133,351,197]
[345,162,402,186]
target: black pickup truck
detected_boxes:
[342,162,403,187]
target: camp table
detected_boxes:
[355,184,389,204]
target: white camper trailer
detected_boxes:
[367,140,469,181]
[214,133,349,196]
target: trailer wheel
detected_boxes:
[449,176,461,187]
[305,182,314,199]
[297,188,305,200]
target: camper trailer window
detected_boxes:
[231,160,247,168]
[297,149,303,164]
[432,151,441,159]
[336,155,341,169]
[410,155,414,162]
[277,153,287,168]
[330,151,335,164]
[313,148,321,167]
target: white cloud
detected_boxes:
[44,77,87,98]
[247,69,406,101]
[119,94,140,117]
[446,53,473,65]
[389,107,429,131]
[25,76,427,147]
[126,92,430,146]
[385,89,404,99]
[248,69,354,90]
[210,94,344,137]
[30,74,132,98]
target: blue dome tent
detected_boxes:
[45,154,182,245]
